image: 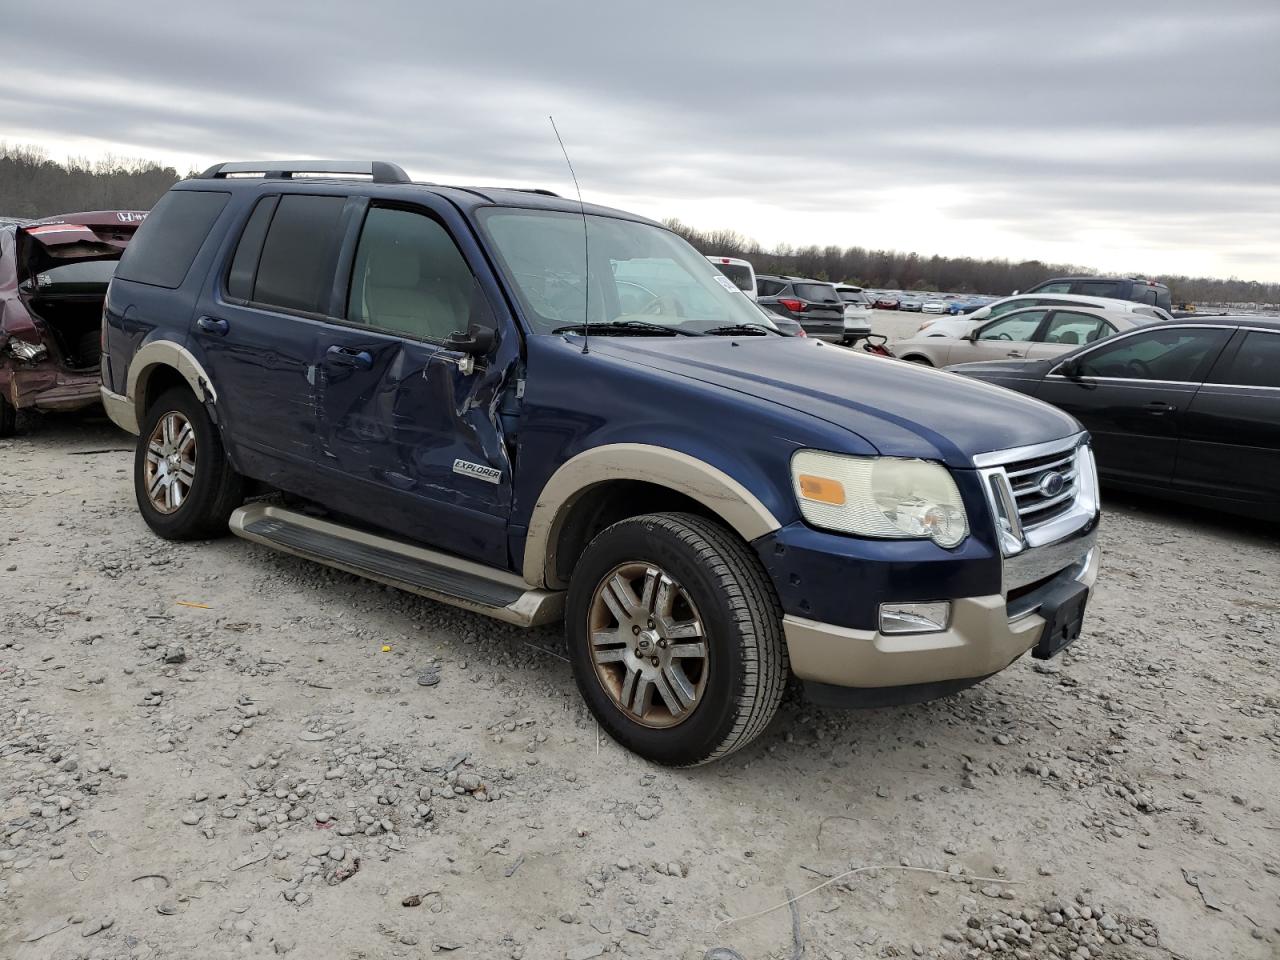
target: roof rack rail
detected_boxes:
[511,188,561,197]
[196,161,411,184]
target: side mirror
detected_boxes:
[447,325,496,356]
[1058,358,1081,379]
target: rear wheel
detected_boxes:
[134,387,245,540]
[0,394,14,438]
[566,513,788,766]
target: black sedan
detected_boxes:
[950,316,1280,521]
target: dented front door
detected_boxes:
[308,201,516,568]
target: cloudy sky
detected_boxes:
[3,0,1278,281]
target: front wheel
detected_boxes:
[902,355,934,366]
[566,513,788,766]
[134,387,245,540]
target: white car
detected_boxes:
[914,292,1174,338]
[921,299,948,314]
[833,284,873,337]
[706,256,757,301]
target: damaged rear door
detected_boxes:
[309,200,517,568]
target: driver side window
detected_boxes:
[348,207,477,342]
[1074,328,1232,381]
[977,310,1047,342]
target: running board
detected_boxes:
[229,503,564,627]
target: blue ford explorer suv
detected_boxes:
[101,161,1100,766]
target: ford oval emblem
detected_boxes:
[1037,471,1066,498]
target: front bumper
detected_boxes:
[2,365,101,413]
[784,543,1098,689]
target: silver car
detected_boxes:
[892,305,1149,367]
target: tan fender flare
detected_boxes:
[522,443,782,588]
[105,341,218,435]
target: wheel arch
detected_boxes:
[523,444,782,589]
[114,341,218,434]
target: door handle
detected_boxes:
[325,345,373,370]
[1006,351,1024,358]
[197,316,229,336]
[1143,401,1176,415]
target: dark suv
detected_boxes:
[1021,276,1172,313]
[102,160,1101,766]
[756,275,846,341]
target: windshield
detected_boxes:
[480,209,771,334]
[838,289,869,304]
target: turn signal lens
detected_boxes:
[797,474,846,506]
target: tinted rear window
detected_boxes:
[252,195,347,314]
[838,290,869,304]
[795,283,840,303]
[711,262,754,292]
[1076,280,1124,298]
[113,190,230,289]
[1216,331,1280,388]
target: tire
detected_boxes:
[134,386,245,540]
[902,355,933,366]
[565,512,788,766]
[0,394,15,438]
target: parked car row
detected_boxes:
[704,260,876,345]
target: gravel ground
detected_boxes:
[2,409,1278,960]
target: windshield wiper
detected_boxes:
[551,320,700,337]
[702,323,778,337]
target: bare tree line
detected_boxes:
[0,144,181,219]
[665,219,1280,307]
[1,145,1273,306]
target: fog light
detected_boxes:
[879,601,951,635]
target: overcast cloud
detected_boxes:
[3,0,1278,280]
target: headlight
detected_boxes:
[791,450,969,547]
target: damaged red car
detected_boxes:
[0,210,148,435]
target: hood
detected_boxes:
[584,336,1081,467]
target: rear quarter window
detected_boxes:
[1215,331,1280,388]
[1076,280,1124,299]
[251,195,347,314]
[114,190,230,289]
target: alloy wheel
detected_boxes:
[144,411,197,514]
[587,562,709,728]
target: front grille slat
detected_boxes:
[1005,454,1074,479]
[998,445,1082,531]
[1012,468,1076,496]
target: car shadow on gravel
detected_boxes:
[4,407,127,444]
[1102,487,1280,545]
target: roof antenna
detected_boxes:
[550,115,589,355]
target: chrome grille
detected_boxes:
[973,433,1099,560]
[1002,449,1078,528]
